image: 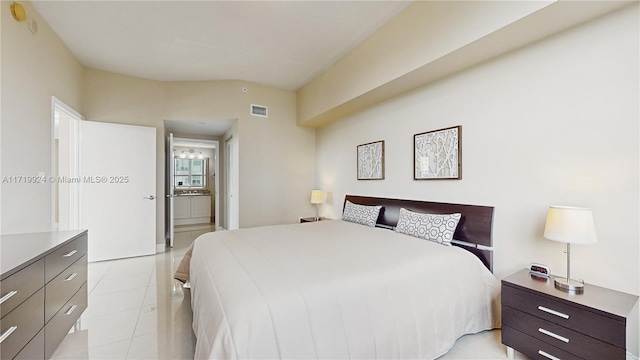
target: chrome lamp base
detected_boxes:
[555,243,586,294]
[554,277,584,294]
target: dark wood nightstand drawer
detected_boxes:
[503,306,625,359]
[503,284,625,348]
[45,233,87,283]
[502,325,581,360]
[0,258,44,318]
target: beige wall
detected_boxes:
[0,0,317,240]
[316,4,639,297]
[82,69,167,245]
[166,80,317,228]
[296,1,554,126]
[1,0,84,234]
[83,73,316,243]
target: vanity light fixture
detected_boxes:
[197,152,204,159]
[179,151,186,159]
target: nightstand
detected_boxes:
[501,269,638,360]
[299,217,326,223]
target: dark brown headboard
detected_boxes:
[344,195,495,272]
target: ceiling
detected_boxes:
[165,118,236,138]
[32,1,411,92]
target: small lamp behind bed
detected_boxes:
[543,206,597,294]
[310,190,324,221]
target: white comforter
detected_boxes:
[190,220,500,360]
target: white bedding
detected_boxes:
[190,220,501,359]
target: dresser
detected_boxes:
[1,230,88,360]
[502,269,639,360]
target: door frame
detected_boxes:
[225,136,239,230]
[166,133,175,247]
[51,97,84,230]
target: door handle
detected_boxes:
[144,195,155,200]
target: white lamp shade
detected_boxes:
[310,190,324,204]
[543,206,597,244]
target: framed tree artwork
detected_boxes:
[414,126,461,180]
[357,140,385,180]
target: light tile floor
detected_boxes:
[51,224,528,360]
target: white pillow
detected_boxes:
[395,208,461,246]
[342,200,382,227]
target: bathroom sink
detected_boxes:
[175,190,210,196]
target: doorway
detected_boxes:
[166,137,220,248]
[51,97,82,230]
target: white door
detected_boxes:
[166,133,175,247]
[80,121,156,262]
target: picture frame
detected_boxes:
[357,140,385,180]
[414,125,461,180]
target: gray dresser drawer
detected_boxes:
[45,282,87,359]
[14,328,44,360]
[45,254,88,323]
[0,259,44,318]
[0,287,44,360]
[45,233,87,283]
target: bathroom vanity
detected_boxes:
[174,191,212,225]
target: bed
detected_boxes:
[187,195,500,359]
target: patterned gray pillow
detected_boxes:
[395,208,461,246]
[342,200,381,227]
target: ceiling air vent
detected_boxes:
[251,104,268,117]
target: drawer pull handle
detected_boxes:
[63,249,78,257]
[538,350,561,360]
[0,290,17,304]
[538,306,569,319]
[0,326,17,344]
[64,272,78,282]
[64,305,78,316]
[539,328,569,343]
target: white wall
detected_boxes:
[1,0,84,234]
[316,4,639,299]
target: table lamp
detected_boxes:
[310,190,324,221]
[543,206,597,293]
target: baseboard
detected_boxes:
[628,351,639,360]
